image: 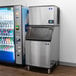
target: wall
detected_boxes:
[26,0,76,63]
[0,0,27,6]
[0,0,76,64]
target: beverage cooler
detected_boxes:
[0,5,28,65]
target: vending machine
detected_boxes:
[0,5,28,65]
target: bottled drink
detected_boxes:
[0,38,2,44]
[2,38,4,44]
[0,30,1,36]
[6,29,8,36]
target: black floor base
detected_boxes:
[26,63,58,74]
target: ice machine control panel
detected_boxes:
[14,6,22,64]
[29,5,60,25]
[48,20,54,24]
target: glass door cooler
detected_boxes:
[0,5,28,65]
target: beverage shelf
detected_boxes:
[0,36,14,37]
[0,20,14,21]
[0,28,14,29]
[0,44,14,46]
[0,50,14,52]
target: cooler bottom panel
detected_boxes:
[0,51,15,63]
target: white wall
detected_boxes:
[26,0,76,63]
[1,0,76,64]
[0,0,27,6]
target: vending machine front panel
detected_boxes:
[0,7,15,63]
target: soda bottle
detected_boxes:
[0,37,2,44]
[0,29,1,36]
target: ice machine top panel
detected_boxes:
[29,6,60,26]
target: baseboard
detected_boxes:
[59,61,76,67]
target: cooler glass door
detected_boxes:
[0,7,15,63]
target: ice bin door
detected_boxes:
[26,27,53,41]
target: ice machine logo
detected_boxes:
[49,8,53,10]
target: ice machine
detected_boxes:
[0,5,28,65]
[25,5,60,73]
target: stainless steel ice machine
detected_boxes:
[25,5,60,73]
